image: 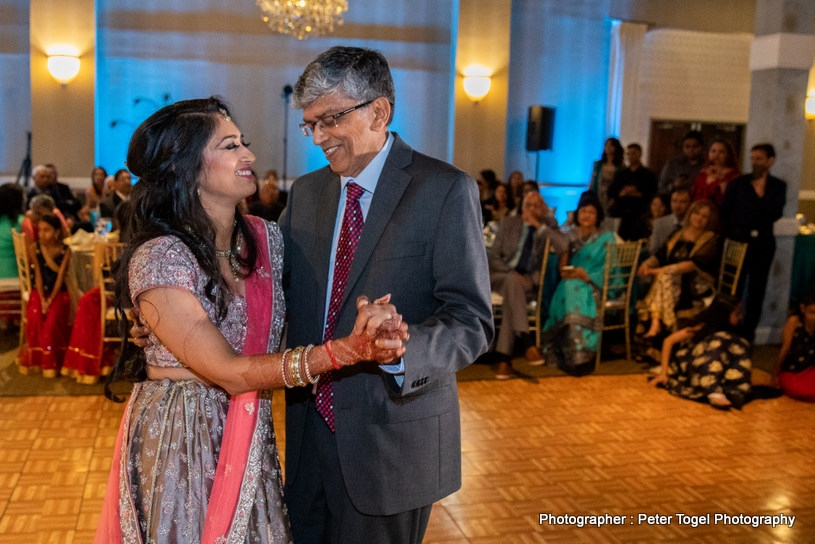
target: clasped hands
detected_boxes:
[346,294,409,364]
[129,293,409,366]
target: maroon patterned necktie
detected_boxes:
[315,181,365,432]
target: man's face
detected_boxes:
[33,170,49,190]
[682,139,703,161]
[302,93,388,178]
[521,193,545,224]
[670,191,691,219]
[750,149,774,178]
[626,147,641,166]
[46,166,57,184]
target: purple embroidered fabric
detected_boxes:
[121,223,291,543]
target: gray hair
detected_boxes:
[32,164,47,177]
[293,46,395,124]
[29,194,55,211]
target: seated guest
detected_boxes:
[477,169,498,224]
[648,188,691,256]
[772,292,815,402]
[644,194,669,239]
[21,195,70,244]
[0,184,25,329]
[99,169,132,218]
[608,143,657,241]
[484,182,514,225]
[78,166,108,222]
[247,176,285,222]
[691,140,739,207]
[540,191,618,376]
[637,199,719,340]
[18,214,73,377]
[507,170,525,214]
[658,131,705,196]
[488,191,556,379]
[650,294,751,410]
[0,184,24,278]
[27,164,81,224]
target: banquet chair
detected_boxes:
[95,241,126,354]
[491,236,552,349]
[11,229,31,347]
[596,239,643,369]
[717,238,748,296]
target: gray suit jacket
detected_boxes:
[488,215,553,283]
[649,214,681,255]
[279,133,493,515]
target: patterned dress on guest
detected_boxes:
[664,330,752,406]
[112,220,290,543]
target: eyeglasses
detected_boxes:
[299,99,374,137]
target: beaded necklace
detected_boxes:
[215,229,243,282]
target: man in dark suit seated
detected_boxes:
[487,191,558,378]
[99,169,132,218]
[27,164,80,224]
[280,46,493,544]
[648,187,691,255]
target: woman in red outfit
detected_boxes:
[18,214,72,377]
[690,139,739,207]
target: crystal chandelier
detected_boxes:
[257,0,349,40]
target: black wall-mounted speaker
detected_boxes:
[526,106,555,151]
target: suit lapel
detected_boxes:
[340,134,413,310]
[316,169,342,318]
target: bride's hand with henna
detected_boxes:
[332,295,408,365]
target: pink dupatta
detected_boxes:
[96,216,276,543]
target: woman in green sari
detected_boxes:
[541,191,618,376]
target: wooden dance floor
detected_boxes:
[0,372,813,543]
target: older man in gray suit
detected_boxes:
[279,46,493,544]
[648,188,691,255]
[487,191,557,378]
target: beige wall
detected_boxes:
[452,0,511,181]
[29,0,94,179]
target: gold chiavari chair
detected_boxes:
[717,238,748,296]
[596,239,643,369]
[10,229,31,347]
[94,241,126,358]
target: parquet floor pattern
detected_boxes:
[1,372,813,543]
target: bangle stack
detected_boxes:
[281,345,318,388]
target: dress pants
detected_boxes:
[738,238,775,342]
[285,401,432,544]
[490,271,534,355]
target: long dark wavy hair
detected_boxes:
[104,96,257,401]
[689,293,741,343]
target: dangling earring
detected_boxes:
[196,187,201,197]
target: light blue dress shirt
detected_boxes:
[322,133,404,380]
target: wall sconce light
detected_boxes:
[462,65,491,102]
[806,96,815,119]
[47,46,80,85]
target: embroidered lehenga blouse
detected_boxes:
[97,217,290,544]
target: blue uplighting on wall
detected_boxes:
[506,1,615,224]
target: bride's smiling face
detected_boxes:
[198,117,256,207]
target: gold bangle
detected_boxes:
[301,344,318,384]
[281,349,293,389]
[289,346,307,387]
